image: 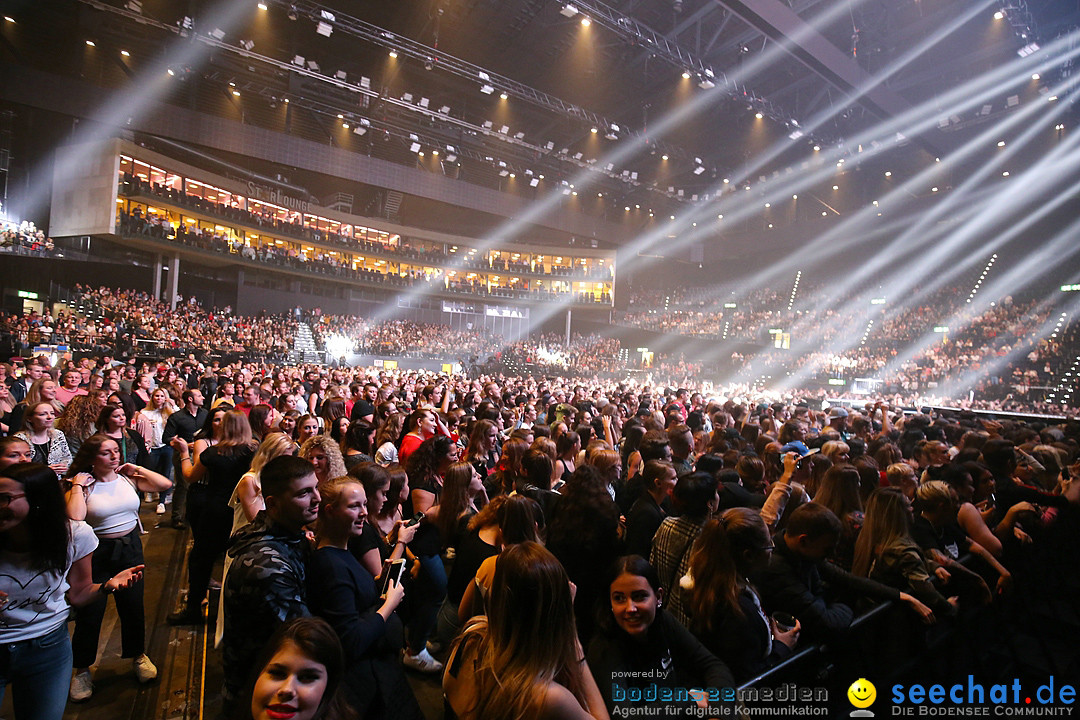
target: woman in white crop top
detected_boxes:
[63,433,171,702]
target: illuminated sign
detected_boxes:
[933,326,950,333]
[17,290,38,299]
[828,378,846,386]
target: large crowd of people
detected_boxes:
[4,282,1080,416]
[0,342,1076,718]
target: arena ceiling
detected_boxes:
[3,0,1080,221]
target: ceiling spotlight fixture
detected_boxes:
[580,17,591,26]
[388,50,398,58]
[681,71,691,79]
[480,84,494,94]
[661,154,669,160]
[993,10,1004,19]
[885,171,892,177]
[257,2,267,9]
[231,89,240,96]
[85,40,96,46]
[1032,73,1041,80]
[120,50,130,57]
[499,92,508,100]
[590,127,598,133]
[813,145,820,151]
[997,140,1005,147]
[560,4,580,17]
[755,112,763,119]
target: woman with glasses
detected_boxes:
[684,508,800,682]
[0,462,143,720]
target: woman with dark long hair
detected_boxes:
[588,555,733,716]
[167,409,256,626]
[1,462,143,720]
[547,464,623,643]
[235,617,352,720]
[444,541,607,720]
[64,434,171,701]
[93,403,147,468]
[685,509,800,681]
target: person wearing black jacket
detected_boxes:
[752,503,935,642]
[588,555,734,715]
[161,388,207,528]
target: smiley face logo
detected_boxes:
[848,678,877,709]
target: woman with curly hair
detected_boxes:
[300,434,347,485]
[56,395,100,456]
[546,464,623,644]
[443,541,607,720]
[402,435,459,673]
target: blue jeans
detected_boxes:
[406,554,447,654]
[0,623,73,720]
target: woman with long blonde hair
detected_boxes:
[444,541,607,720]
[852,488,956,618]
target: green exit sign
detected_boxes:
[17,290,38,299]
[1062,284,1080,292]
[934,326,950,333]
[828,378,846,386]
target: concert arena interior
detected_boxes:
[1,0,1078,718]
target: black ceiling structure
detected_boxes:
[2,0,1080,243]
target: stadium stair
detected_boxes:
[293,323,323,363]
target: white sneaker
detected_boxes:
[133,654,158,683]
[155,503,167,515]
[70,670,94,702]
[402,648,443,673]
[143,493,154,503]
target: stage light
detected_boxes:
[792,194,798,199]
[316,21,332,36]
[994,10,1003,19]
[431,149,438,156]
[832,185,839,190]
[560,4,580,17]
[167,68,175,76]
[342,122,349,129]
[121,50,130,57]
[813,145,820,151]
[1032,73,1040,80]
[682,71,691,79]
[822,211,828,216]
[885,171,892,177]
[85,40,96,47]
[480,85,494,94]
[257,2,267,9]
[580,17,591,26]
[232,89,240,96]
[931,186,939,192]
[1002,171,1010,176]
[499,92,508,100]
[388,50,398,58]
[764,202,771,208]
[755,112,763,119]
[717,214,723,219]
[997,140,1005,147]
[3,16,13,22]
[591,127,598,133]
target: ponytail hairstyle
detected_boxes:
[687,508,770,630]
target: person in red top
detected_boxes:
[399,408,437,465]
[235,385,260,417]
